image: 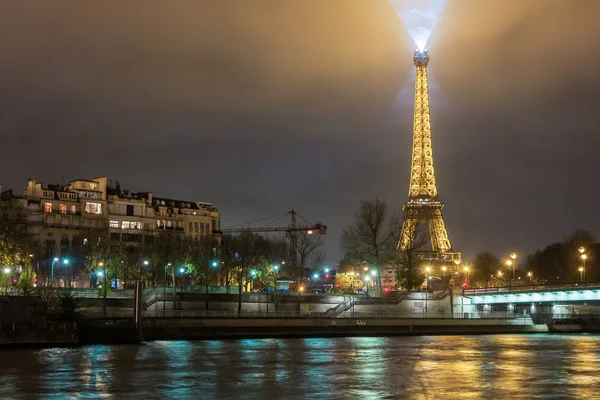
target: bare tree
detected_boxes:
[395,222,429,290]
[294,232,324,284]
[473,252,501,288]
[340,198,397,293]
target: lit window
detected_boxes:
[131,222,141,230]
[90,183,97,189]
[59,204,67,214]
[44,203,52,213]
[121,221,131,229]
[69,205,77,214]
[110,220,119,229]
[84,202,102,214]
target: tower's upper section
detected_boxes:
[413,49,430,67]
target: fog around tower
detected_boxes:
[389,0,447,51]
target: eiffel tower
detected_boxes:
[398,50,460,262]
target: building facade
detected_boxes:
[1,176,221,286]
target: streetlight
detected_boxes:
[140,260,150,285]
[505,259,513,286]
[50,257,59,285]
[163,263,171,316]
[51,257,70,287]
[581,254,587,283]
[250,269,257,291]
[510,253,517,284]
[463,266,470,288]
[578,266,585,283]
[527,271,533,285]
[365,276,371,297]
[3,267,11,295]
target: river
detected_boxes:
[0,334,598,399]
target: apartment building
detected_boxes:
[1,176,221,281]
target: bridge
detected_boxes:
[463,282,600,305]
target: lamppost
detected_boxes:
[3,267,11,295]
[206,260,218,311]
[250,269,257,291]
[510,253,517,284]
[581,254,587,284]
[528,271,533,285]
[505,259,513,287]
[140,260,149,286]
[370,270,377,293]
[268,264,279,314]
[578,266,585,283]
[50,257,59,285]
[463,266,470,288]
[163,263,171,316]
[50,257,70,287]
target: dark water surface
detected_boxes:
[1,334,599,399]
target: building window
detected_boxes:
[59,204,67,214]
[44,203,52,213]
[69,205,77,214]
[126,205,134,216]
[121,221,142,230]
[90,183,97,189]
[84,202,102,214]
[189,222,193,231]
[110,220,119,229]
[195,222,199,232]
[82,182,87,188]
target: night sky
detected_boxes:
[1,1,599,264]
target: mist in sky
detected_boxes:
[389,0,447,50]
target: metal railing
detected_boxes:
[78,309,534,321]
[463,281,600,296]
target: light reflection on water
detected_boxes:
[0,334,599,399]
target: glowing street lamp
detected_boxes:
[463,266,470,287]
[510,253,517,284]
[505,259,513,286]
[3,267,11,295]
[578,266,585,283]
[527,271,533,285]
[51,257,70,286]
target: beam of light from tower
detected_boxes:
[389,0,446,51]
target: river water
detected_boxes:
[0,334,599,399]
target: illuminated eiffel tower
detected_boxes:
[398,50,460,262]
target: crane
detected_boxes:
[222,210,327,265]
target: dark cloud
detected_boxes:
[1,0,599,264]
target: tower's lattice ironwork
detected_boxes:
[399,50,460,262]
